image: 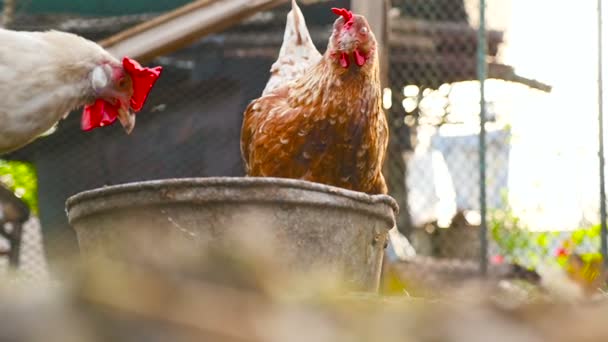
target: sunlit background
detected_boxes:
[401,0,608,232]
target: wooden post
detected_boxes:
[1,0,16,28]
[7,222,22,268]
[0,186,29,269]
[352,0,389,88]
[100,0,331,63]
[352,0,404,293]
[101,0,287,63]
[353,0,413,238]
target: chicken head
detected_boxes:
[329,8,376,69]
[83,57,162,134]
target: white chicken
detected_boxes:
[0,29,162,154]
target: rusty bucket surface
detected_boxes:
[66,177,397,292]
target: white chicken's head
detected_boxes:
[328,8,376,69]
[90,63,135,133]
[84,57,162,134]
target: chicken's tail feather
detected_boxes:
[282,0,315,52]
[290,0,306,45]
[261,0,321,95]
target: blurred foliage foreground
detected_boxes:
[1,240,608,342]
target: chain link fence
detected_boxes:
[388,0,604,275]
[0,0,605,282]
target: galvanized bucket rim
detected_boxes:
[66,177,399,225]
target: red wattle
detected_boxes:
[340,52,350,68]
[353,49,366,67]
[82,99,119,131]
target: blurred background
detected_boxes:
[0,0,605,281]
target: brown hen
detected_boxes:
[241,1,388,195]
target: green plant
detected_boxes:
[0,160,38,215]
[490,193,601,270]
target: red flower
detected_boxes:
[81,57,162,131]
[491,254,505,265]
[555,247,569,257]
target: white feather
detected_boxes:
[262,0,321,96]
[0,28,119,154]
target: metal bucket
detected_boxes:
[66,177,397,292]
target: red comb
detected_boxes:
[332,8,354,28]
[122,57,163,112]
[81,57,162,131]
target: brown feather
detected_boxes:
[241,9,388,195]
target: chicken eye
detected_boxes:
[117,78,129,89]
[360,27,368,35]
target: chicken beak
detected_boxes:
[339,30,358,52]
[118,106,136,134]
